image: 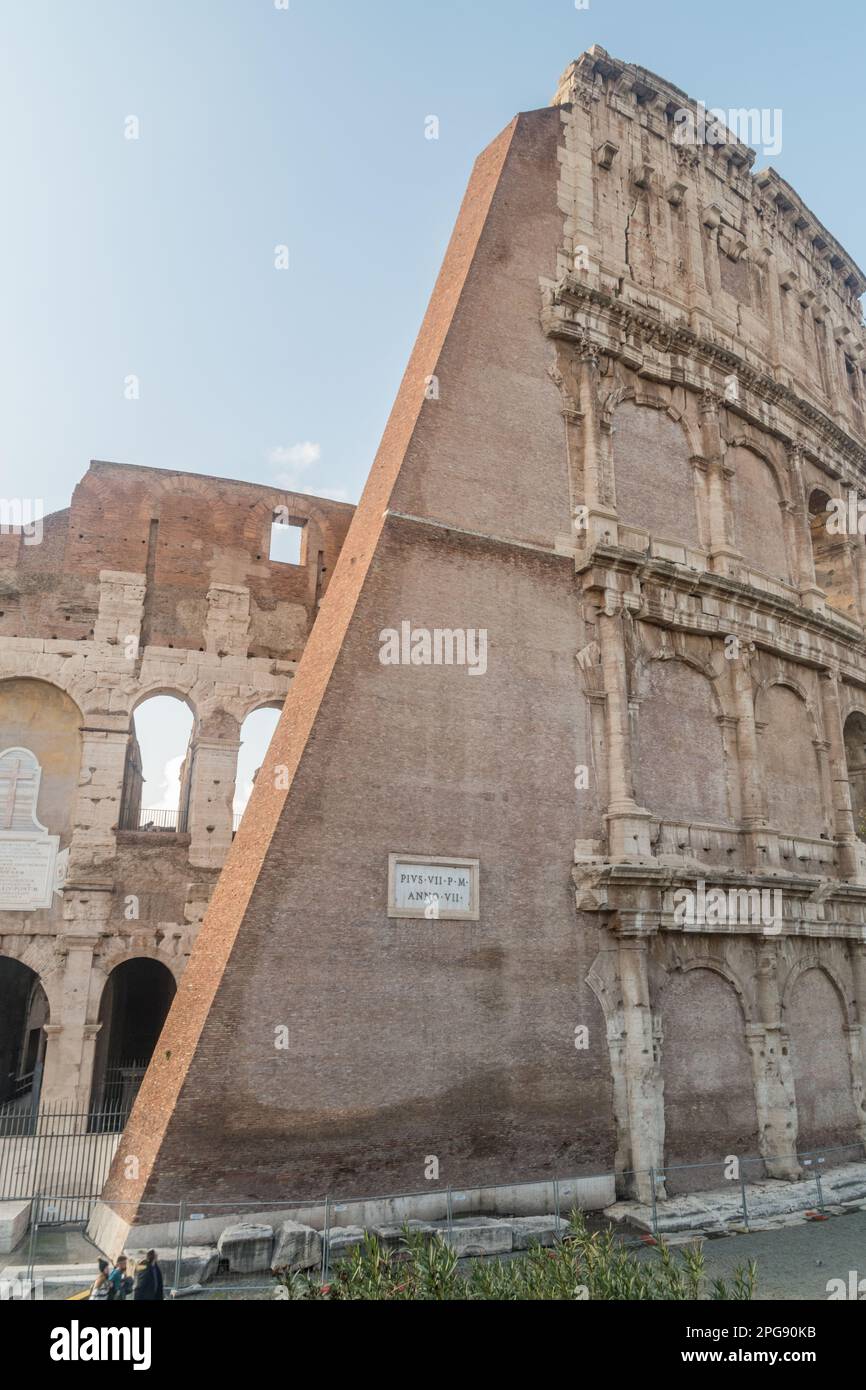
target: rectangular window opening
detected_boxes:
[269,516,306,566]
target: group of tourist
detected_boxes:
[88,1249,164,1301]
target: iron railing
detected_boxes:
[0,1099,131,1220]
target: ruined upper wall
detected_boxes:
[549,46,866,446]
[0,462,355,660]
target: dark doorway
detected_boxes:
[91,958,177,1113]
[0,958,48,1107]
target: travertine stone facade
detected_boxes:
[95,50,866,1247]
[550,48,866,1199]
[0,461,353,1109]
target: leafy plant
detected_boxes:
[273,1213,757,1302]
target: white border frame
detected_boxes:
[387,853,480,921]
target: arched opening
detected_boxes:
[756,684,827,838]
[788,967,859,1158]
[0,678,82,844]
[611,402,701,551]
[0,957,48,1111]
[233,705,283,832]
[90,958,177,1115]
[808,488,856,619]
[119,694,194,831]
[661,967,761,1193]
[634,660,730,824]
[731,447,790,583]
[843,711,866,841]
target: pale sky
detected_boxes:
[2,0,863,808]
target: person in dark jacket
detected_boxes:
[108,1254,134,1301]
[133,1249,164,1301]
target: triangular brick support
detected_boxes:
[89,101,615,1255]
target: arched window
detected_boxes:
[120,695,194,832]
[612,403,701,550]
[809,488,856,619]
[634,660,729,823]
[234,705,283,831]
[757,684,826,838]
[730,447,790,583]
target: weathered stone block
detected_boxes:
[373,1220,438,1255]
[325,1226,367,1262]
[0,1200,31,1255]
[217,1223,274,1273]
[272,1220,322,1272]
[509,1215,562,1250]
[151,1245,219,1286]
[444,1218,512,1258]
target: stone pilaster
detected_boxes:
[820,668,864,881]
[746,943,801,1180]
[68,725,130,882]
[41,934,101,1113]
[93,571,145,650]
[847,945,866,1147]
[204,584,251,657]
[617,933,665,1202]
[579,351,619,548]
[731,651,776,869]
[701,391,739,579]
[186,737,241,870]
[598,601,653,858]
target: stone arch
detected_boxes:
[129,685,198,721]
[0,677,84,843]
[0,952,51,1105]
[781,955,853,1026]
[89,954,178,1112]
[755,678,827,838]
[728,443,792,583]
[0,938,65,1021]
[725,434,790,498]
[610,399,703,550]
[603,384,702,452]
[120,691,197,831]
[661,964,761,1190]
[236,695,286,724]
[808,486,857,619]
[784,964,859,1155]
[844,710,866,841]
[0,661,89,713]
[674,953,755,1022]
[633,655,732,823]
[234,703,285,827]
[240,490,350,564]
[90,944,184,1007]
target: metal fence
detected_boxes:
[97,1062,147,1116]
[132,808,244,831]
[4,1138,864,1302]
[137,807,179,830]
[0,1100,130,1221]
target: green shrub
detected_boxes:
[274,1212,757,1301]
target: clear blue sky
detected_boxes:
[1,0,863,519]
